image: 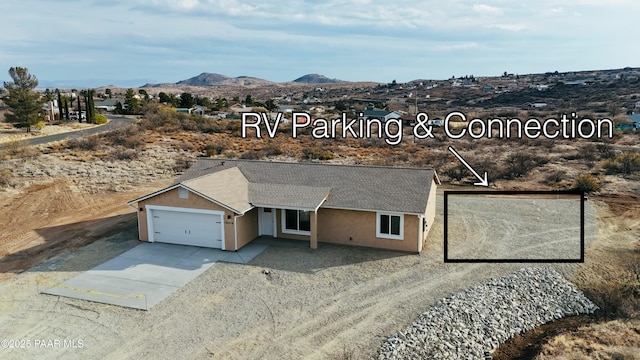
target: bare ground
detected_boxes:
[0,182,625,360]
[0,134,637,359]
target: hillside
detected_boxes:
[292,73,345,84]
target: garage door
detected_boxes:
[148,207,224,249]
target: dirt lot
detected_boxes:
[0,125,638,359]
[0,181,625,360]
[447,195,594,260]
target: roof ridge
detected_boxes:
[181,165,243,184]
[197,158,435,172]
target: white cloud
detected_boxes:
[489,23,529,32]
[473,4,503,16]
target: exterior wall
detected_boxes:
[317,208,420,252]
[236,208,259,250]
[137,187,237,250]
[423,178,438,242]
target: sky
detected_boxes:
[1,0,639,87]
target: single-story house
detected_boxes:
[127,159,440,253]
[629,114,640,128]
[94,98,125,112]
[361,107,403,122]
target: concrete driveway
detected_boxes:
[42,242,268,310]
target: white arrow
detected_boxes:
[448,146,489,187]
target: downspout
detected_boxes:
[234,213,243,251]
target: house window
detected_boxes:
[178,187,188,199]
[376,212,404,240]
[283,209,311,235]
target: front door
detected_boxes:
[259,207,276,236]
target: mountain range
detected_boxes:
[142,73,347,88]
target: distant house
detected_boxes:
[562,79,592,86]
[43,100,60,122]
[361,107,402,122]
[176,106,206,115]
[629,114,640,128]
[94,98,124,112]
[530,103,548,108]
[277,105,295,113]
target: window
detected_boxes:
[178,187,189,199]
[376,212,403,240]
[283,209,311,234]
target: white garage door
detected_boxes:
[148,207,224,249]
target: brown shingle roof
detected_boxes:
[176,159,438,215]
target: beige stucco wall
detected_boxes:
[236,208,259,249]
[316,208,420,253]
[273,208,420,252]
[423,178,438,242]
[137,187,238,250]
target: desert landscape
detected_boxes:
[0,67,639,359]
[2,0,640,357]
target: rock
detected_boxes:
[376,267,598,359]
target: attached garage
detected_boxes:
[146,205,225,249]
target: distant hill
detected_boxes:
[292,74,345,84]
[171,72,273,87]
[176,73,230,86]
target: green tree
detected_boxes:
[179,92,195,108]
[158,92,172,105]
[124,88,139,114]
[244,94,253,106]
[44,88,54,102]
[105,88,112,98]
[196,96,211,108]
[265,98,277,111]
[56,89,65,120]
[138,89,150,105]
[86,89,96,123]
[3,67,45,132]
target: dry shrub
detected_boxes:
[177,141,195,152]
[602,152,640,176]
[0,140,40,159]
[573,174,601,193]
[66,136,100,151]
[101,127,143,149]
[261,141,283,156]
[0,168,12,187]
[109,148,138,161]
[240,150,264,160]
[443,164,468,182]
[359,137,386,148]
[499,152,548,179]
[203,141,228,156]
[542,170,566,185]
[302,147,334,160]
[173,158,194,173]
[597,143,616,159]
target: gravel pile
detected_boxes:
[377,267,598,359]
